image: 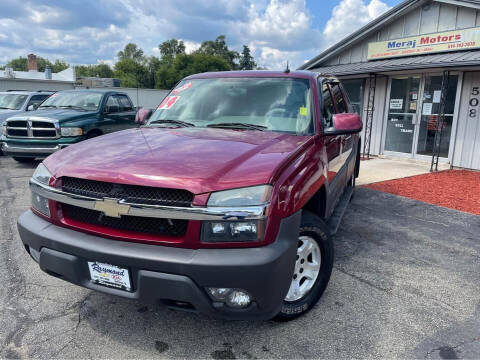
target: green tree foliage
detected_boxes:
[5,56,70,72]
[195,35,239,69]
[155,53,230,89]
[75,64,114,78]
[6,57,28,71]
[159,39,186,64]
[51,59,69,72]
[117,43,145,63]
[239,45,256,70]
[114,58,149,88]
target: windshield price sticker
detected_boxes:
[173,81,192,94]
[158,96,180,110]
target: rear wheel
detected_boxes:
[275,211,334,321]
[13,157,36,163]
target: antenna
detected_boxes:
[284,61,290,73]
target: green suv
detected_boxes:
[0,89,137,162]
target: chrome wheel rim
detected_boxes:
[285,235,321,302]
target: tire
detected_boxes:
[13,157,36,163]
[275,211,334,321]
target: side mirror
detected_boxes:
[135,108,152,125]
[27,104,38,111]
[105,104,119,114]
[324,113,363,135]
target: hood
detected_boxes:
[7,108,97,123]
[0,109,21,123]
[44,127,312,194]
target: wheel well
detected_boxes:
[355,138,361,178]
[304,185,327,219]
[86,129,102,138]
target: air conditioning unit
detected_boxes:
[4,67,15,78]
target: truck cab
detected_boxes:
[1,89,137,162]
[18,71,362,320]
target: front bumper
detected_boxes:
[18,210,301,320]
[1,137,83,158]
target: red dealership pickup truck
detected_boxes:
[18,70,362,320]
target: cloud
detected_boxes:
[323,0,390,47]
[0,0,392,71]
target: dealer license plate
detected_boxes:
[88,261,132,292]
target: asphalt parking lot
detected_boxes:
[1,156,479,359]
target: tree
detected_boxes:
[117,43,145,63]
[159,39,186,63]
[239,45,256,70]
[5,56,70,72]
[195,35,239,69]
[75,64,114,78]
[114,58,149,88]
[51,59,69,73]
[155,53,230,89]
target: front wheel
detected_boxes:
[13,157,36,163]
[275,211,334,321]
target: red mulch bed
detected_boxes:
[363,170,480,215]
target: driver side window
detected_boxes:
[321,82,335,128]
[105,95,120,113]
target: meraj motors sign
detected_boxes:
[368,26,480,60]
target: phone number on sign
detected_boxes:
[448,41,476,49]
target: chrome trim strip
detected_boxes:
[30,178,267,221]
[2,143,61,154]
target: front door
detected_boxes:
[384,74,459,159]
[384,76,421,156]
[415,74,458,159]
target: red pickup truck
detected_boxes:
[18,70,362,320]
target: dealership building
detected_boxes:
[301,0,480,170]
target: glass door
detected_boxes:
[415,74,459,158]
[384,76,421,155]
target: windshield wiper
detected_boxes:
[58,105,86,111]
[148,119,195,127]
[0,106,13,110]
[39,105,57,109]
[207,122,266,131]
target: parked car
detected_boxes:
[18,71,362,320]
[0,89,137,162]
[0,91,54,154]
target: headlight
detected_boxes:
[202,220,265,243]
[32,163,52,185]
[60,127,83,137]
[207,185,272,207]
[31,163,53,217]
[203,185,271,243]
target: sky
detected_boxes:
[0,0,403,70]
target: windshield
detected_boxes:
[147,77,314,135]
[39,92,102,111]
[0,94,28,110]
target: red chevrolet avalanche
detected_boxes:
[18,70,362,320]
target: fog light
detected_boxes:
[206,287,232,301]
[31,193,50,217]
[226,290,251,308]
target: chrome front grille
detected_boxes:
[6,118,59,139]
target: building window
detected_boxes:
[341,79,364,115]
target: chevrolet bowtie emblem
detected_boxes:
[94,198,130,218]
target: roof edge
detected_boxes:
[299,0,425,70]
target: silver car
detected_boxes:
[0,91,54,125]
